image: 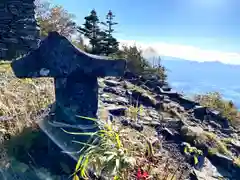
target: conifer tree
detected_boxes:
[78,9,103,54]
[101,10,119,56]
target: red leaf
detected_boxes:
[136,168,149,180]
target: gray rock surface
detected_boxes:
[0,0,40,60]
[10,31,126,160]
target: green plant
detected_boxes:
[127,102,143,122]
[194,92,240,127]
[208,148,218,156]
[182,142,203,166]
[62,115,135,180]
[203,132,231,157]
[233,157,240,167]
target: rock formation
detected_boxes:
[0,0,40,60]
[11,31,126,160]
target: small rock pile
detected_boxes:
[0,0,40,60]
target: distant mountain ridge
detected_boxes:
[146,56,240,108]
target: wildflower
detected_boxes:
[137,168,149,180]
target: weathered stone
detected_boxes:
[180,125,204,144]
[230,140,240,151]
[104,79,120,87]
[115,97,128,105]
[123,71,137,80]
[11,32,126,160]
[103,86,123,96]
[161,85,171,91]
[157,87,180,99]
[209,120,222,129]
[131,89,156,107]
[154,94,164,101]
[178,96,199,110]
[193,106,207,120]
[190,158,226,180]
[130,122,144,132]
[121,119,130,126]
[208,153,238,174]
[160,127,176,140]
[107,106,126,116]
[0,0,40,60]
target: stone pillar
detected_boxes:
[0,0,40,60]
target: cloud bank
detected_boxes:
[119,40,240,65]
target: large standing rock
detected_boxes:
[0,0,40,60]
[11,32,126,161]
[190,158,228,180]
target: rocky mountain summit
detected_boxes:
[0,31,239,179]
[0,65,240,179]
[95,72,240,179]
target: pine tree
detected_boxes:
[78,9,103,55]
[101,10,119,56]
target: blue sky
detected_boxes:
[50,0,240,64]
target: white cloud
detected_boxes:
[119,39,240,65]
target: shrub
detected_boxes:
[194,92,240,127]
[112,45,167,82]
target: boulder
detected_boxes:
[103,86,123,96]
[208,153,240,176]
[104,79,120,87]
[178,97,199,110]
[161,85,171,91]
[130,122,144,132]
[107,106,127,116]
[193,106,208,120]
[115,97,129,105]
[131,89,157,108]
[180,125,204,144]
[190,158,227,180]
[0,0,40,60]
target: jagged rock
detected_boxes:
[103,86,123,96]
[180,125,204,143]
[130,122,144,132]
[190,158,226,180]
[101,93,110,98]
[230,140,240,151]
[124,71,137,80]
[164,119,184,129]
[151,137,161,149]
[140,84,151,91]
[107,106,126,116]
[147,110,159,120]
[222,128,235,135]
[120,119,129,126]
[208,153,240,176]
[163,97,171,103]
[115,97,128,105]
[160,127,176,140]
[162,90,180,100]
[161,85,171,91]
[143,116,153,121]
[209,120,222,129]
[131,89,157,107]
[178,96,199,110]
[193,106,207,120]
[154,94,164,101]
[104,79,120,87]
[0,0,40,60]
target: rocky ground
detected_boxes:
[0,63,240,179]
[96,73,240,180]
